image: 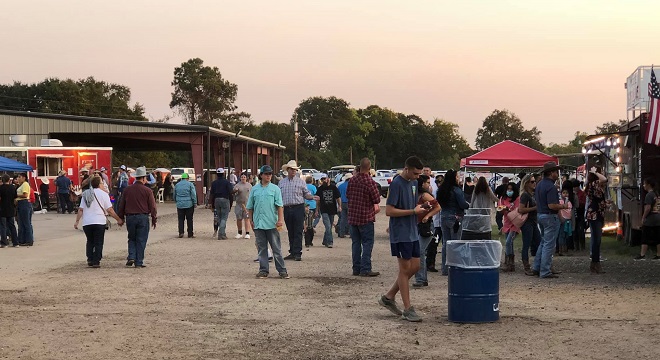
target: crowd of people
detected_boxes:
[7,154,660,325]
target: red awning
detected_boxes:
[461,140,559,168]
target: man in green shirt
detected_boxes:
[246,165,289,279]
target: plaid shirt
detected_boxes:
[278,176,311,206]
[346,173,380,225]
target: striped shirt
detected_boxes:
[278,176,311,206]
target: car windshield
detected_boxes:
[171,169,185,175]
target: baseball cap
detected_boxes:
[216,167,225,174]
[181,173,189,179]
[100,167,107,172]
[120,165,127,170]
[260,165,273,174]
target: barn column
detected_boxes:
[191,134,204,205]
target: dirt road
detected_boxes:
[0,204,658,359]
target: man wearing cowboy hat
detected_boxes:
[55,170,73,214]
[278,160,319,261]
[117,166,158,268]
[528,161,567,279]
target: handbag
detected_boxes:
[506,207,528,229]
[91,190,111,230]
[417,220,433,237]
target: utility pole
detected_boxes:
[294,113,299,165]
[349,146,353,164]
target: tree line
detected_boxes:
[0,57,623,170]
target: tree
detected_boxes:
[170,58,250,130]
[544,131,588,168]
[0,77,146,120]
[475,109,543,151]
[595,119,628,134]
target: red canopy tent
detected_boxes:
[460,140,559,168]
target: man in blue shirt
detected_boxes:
[210,168,234,240]
[55,170,73,214]
[529,162,568,279]
[247,165,288,279]
[173,172,197,238]
[379,156,428,322]
[337,173,352,238]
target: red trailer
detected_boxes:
[0,146,112,202]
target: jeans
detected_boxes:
[17,200,33,245]
[520,220,541,262]
[83,224,106,265]
[57,193,72,214]
[338,202,349,237]
[505,231,517,256]
[284,204,305,257]
[177,207,194,236]
[589,219,603,263]
[0,216,18,246]
[350,223,375,274]
[426,227,441,269]
[533,214,560,278]
[126,214,150,266]
[440,215,462,275]
[415,235,433,283]
[255,228,287,274]
[321,213,335,246]
[214,198,230,238]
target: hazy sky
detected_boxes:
[2,1,660,146]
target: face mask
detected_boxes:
[506,190,514,197]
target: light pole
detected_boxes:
[294,113,299,165]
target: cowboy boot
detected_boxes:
[589,262,597,274]
[509,254,516,272]
[522,259,531,272]
[500,255,510,272]
[593,262,605,274]
[550,264,562,274]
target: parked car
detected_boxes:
[171,167,196,182]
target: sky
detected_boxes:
[2,0,660,146]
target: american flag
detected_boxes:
[647,67,660,146]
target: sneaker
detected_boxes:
[634,255,646,261]
[359,271,380,277]
[178,233,184,238]
[125,259,135,267]
[279,272,290,279]
[244,234,250,239]
[402,306,422,322]
[325,244,333,248]
[294,256,302,261]
[256,272,268,279]
[412,281,428,287]
[378,295,402,316]
[652,256,660,260]
[283,254,295,260]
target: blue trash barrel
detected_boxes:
[448,267,499,323]
[446,240,501,323]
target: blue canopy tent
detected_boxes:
[0,156,33,172]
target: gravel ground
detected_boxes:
[0,208,658,359]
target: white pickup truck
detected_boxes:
[373,170,394,198]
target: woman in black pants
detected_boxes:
[74,176,124,267]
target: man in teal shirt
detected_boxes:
[247,165,289,279]
[173,172,197,238]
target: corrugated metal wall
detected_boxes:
[0,114,191,146]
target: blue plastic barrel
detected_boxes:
[447,266,499,323]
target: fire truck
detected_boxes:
[583,66,660,245]
[0,140,112,204]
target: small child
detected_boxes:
[304,204,316,247]
[558,189,573,256]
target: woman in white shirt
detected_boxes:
[74,176,123,267]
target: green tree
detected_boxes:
[544,131,588,168]
[0,77,145,120]
[595,119,628,134]
[170,58,251,130]
[475,109,543,151]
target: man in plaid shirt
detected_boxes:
[347,158,381,277]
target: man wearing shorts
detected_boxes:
[379,156,428,322]
[233,174,253,239]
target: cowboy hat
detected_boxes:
[541,161,562,173]
[134,166,148,178]
[342,173,353,181]
[281,160,300,172]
